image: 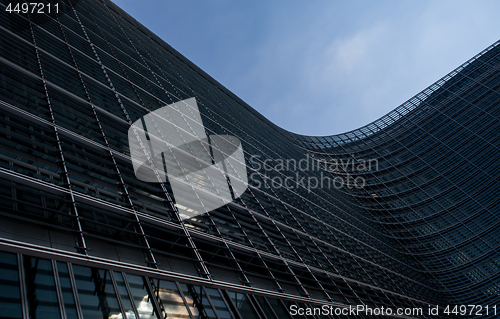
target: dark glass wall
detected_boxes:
[293,43,500,307]
[0,0,498,318]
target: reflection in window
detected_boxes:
[72,265,122,319]
[154,279,190,319]
[56,262,79,319]
[178,283,218,319]
[0,252,22,319]
[204,288,233,319]
[125,274,158,319]
[114,272,138,319]
[23,256,61,319]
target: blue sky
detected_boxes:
[112,0,500,136]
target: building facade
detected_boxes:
[0,0,499,318]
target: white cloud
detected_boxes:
[237,1,500,135]
[113,0,500,136]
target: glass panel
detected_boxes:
[23,256,62,319]
[266,298,291,319]
[204,288,233,319]
[178,283,218,319]
[254,295,278,319]
[0,251,22,319]
[56,262,79,319]
[72,264,122,319]
[226,291,259,319]
[125,274,158,319]
[114,272,137,319]
[154,279,190,319]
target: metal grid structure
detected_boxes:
[294,41,500,309]
[0,0,498,318]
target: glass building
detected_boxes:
[0,0,499,318]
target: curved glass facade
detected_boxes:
[292,41,500,306]
[0,0,498,318]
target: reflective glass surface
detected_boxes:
[125,274,158,319]
[72,265,122,319]
[23,256,61,319]
[0,0,499,317]
[227,291,259,319]
[56,262,79,319]
[0,252,22,319]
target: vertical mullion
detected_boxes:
[262,297,279,319]
[200,209,252,285]
[258,201,310,297]
[201,286,221,319]
[221,290,242,319]
[217,288,238,319]
[246,294,264,319]
[244,188,304,294]
[67,263,84,319]
[17,254,29,319]
[120,271,141,319]
[56,6,158,267]
[109,270,127,319]
[51,260,68,319]
[223,205,285,293]
[278,299,290,319]
[143,276,163,319]
[97,0,213,280]
[174,282,195,319]
[67,2,159,268]
[263,187,334,300]
[27,16,87,255]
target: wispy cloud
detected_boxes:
[234,1,500,135]
[112,0,500,136]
